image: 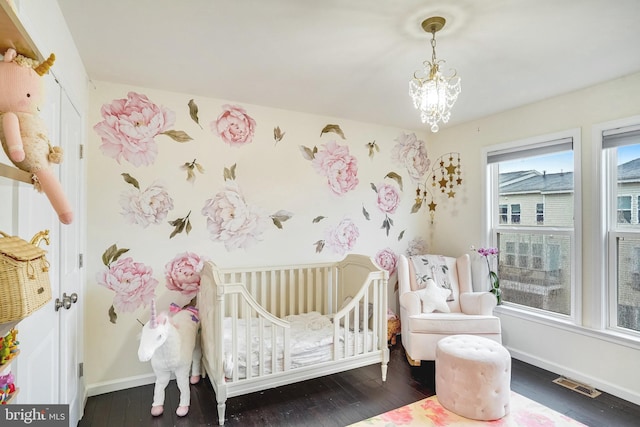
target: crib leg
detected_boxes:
[381,362,388,382]
[217,402,226,426]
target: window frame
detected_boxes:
[597,116,640,338]
[483,128,582,323]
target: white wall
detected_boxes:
[84,80,447,393]
[431,71,640,405]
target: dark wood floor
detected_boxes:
[79,338,640,426]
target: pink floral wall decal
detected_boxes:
[96,244,157,323]
[212,104,256,146]
[201,181,270,251]
[371,181,401,236]
[94,92,179,166]
[324,217,360,255]
[164,252,205,299]
[310,141,359,195]
[391,132,430,183]
[375,248,398,277]
[119,174,174,228]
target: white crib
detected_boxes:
[198,254,390,425]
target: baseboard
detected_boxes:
[507,347,640,406]
[86,373,157,397]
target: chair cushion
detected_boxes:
[408,312,501,335]
[417,279,451,313]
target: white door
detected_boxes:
[14,74,61,407]
[14,73,83,425]
[58,87,83,426]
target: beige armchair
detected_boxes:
[398,253,502,365]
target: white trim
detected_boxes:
[86,373,157,397]
[496,305,640,350]
[508,348,640,406]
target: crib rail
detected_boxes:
[219,263,337,317]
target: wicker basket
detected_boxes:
[0,230,52,323]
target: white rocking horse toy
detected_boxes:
[137,300,202,417]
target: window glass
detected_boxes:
[497,232,571,315]
[511,204,521,224]
[617,196,632,224]
[536,203,544,224]
[488,136,575,317]
[603,134,640,334]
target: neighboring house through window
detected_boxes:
[485,130,579,318]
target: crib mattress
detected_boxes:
[222,311,375,379]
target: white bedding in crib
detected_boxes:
[222,311,375,379]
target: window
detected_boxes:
[536,203,544,224]
[511,204,521,224]
[618,196,632,224]
[532,243,543,269]
[499,204,508,224]
[601,123,640,334]
[486,131,578,317]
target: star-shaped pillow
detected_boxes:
[417,278,451,313]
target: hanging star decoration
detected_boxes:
[411,152,463,223]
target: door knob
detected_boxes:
[55,293,78,311]
[55,297,71,311]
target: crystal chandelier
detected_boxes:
[409,17,461,132]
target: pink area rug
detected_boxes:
[349,391,586,426]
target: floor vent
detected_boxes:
[553,376,601,398]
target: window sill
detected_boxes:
[494,303,640,351]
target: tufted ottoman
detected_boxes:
[435,335,511,421]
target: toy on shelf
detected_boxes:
[0,371,16,404]
[0,329,19,366]
[0,48,73,224]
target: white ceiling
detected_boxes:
[56,0,640,133]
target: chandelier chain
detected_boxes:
[430,30,437,64]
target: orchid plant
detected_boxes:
[477,246,501,305]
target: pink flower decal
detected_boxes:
[375,248,398,277]
[201,182,270,251]
[96,257,157,313]
[165,252,205,298]
[93,92,175,166]
[392,132,430,183]
[325,218,360,256]
[312,141,359,195]
[212,104,256,146]
[376,182,400,214]
[119,181,174,227]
